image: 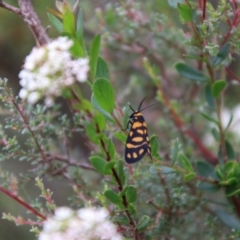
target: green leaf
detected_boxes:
[225,140,235,160]
[90,156,111,175]
[89,35,101,79]
[76,8,83,41]
[104,190,123,207]
[160,166,176,174]
[225,113,233,131]
[116,161,126,186]
[96,57,110,80]
[184,172,196,182]
[175,63,209,82]
[220,178,237,186]
[200,112,219,125]
[205,83,215,109]
[183,54,207,62]
[62,34,84,58]
[196,161,219,192]
[63,12,75,34]
[47,13,63,33]
[113,132,127,142]
[91,95,115,123]
[168,0,184,8]
[123,104,130,130]
[177,4,193,22]
[94,112,106,131]
[178,153,193,172]
[127,204,136,215]
[211,128,220,141]
[170,138,180,165]
[137,215,150,231]
[113,215,129,225]
[196,161,218,179]
[93,78,115,113]
[223,161,240,179]
[85,123,99,143]
[107,139,115,159]
[104,160,116,172]
[150,135,159,157]
[225,182,240,197]
[211,80,227,98]
[215,209,240,230]
[197,182,220,192]
[212,43,231,68]
[126,186,137,203]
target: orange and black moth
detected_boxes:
[125,98,152,164]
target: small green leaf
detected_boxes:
[196,161,218,179]
[150,135,159,157]
[93,78,115,113]
[90,156,111,175]
[85,123,99,143]
[175,63,209,82]
[71,38,85,58]
[96,57,110,80]
[47,13,63,33]
[94,112,106,131]
[220,178,236,186]
[104,160,117,172]
[177,3,193,22]
[76,8,83,41]
[197,182,220,192]
[91,95,115,123]
[225,140,235,160]
[137,215,150,231]
[170,138,180,165]
[126,186,137,203]
[123,104,130,130]
[63,12,75,34]
[211,128,220,141]
[160,166,176,174]
[116,161,126,186]
[226,182,240,197]
[215,209,240,230]
[127,204,136,215]
[178,153,193,172]
[113,215,129,224]
[205,83,215,109]
[104,190,123,207]
[196,161,219,192]
[113,132,127,142]
[184,172,196,182]
[225,113,233,131]
[168,0,184,8]
[200,112,219,125]
[107,139,115,159]
[212,43,231,68]
[89,35,101,79]
[183,54,207,62]
[211,80,227,98]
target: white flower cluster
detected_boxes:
[19,37,89,106]
[38,207,123,240]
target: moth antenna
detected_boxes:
[140,102,160,112]
[138,97,147,111]
[128,102,135,112]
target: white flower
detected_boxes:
[19,37,89,107]
[38,207,123,240]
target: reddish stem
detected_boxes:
[0,185,47,220]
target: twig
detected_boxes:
[47,154,95,171]
[0,0,49,45]
[0,185,46,220]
